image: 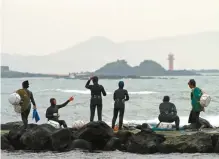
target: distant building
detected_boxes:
[1,66,10,72]
[168,53,174,71]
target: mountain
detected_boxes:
[1,32,219,73]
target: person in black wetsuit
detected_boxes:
[46,96,74,128]
[112,81,129,130]
[85,76,106,122]
[158,96,180,130]
[21,80,37,129]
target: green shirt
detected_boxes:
[191,87,202,112]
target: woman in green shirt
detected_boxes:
[188,79,203,129]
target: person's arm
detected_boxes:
[113,91,116,101]
[85,79,92,89]
[124,90,129,101]
[159,104,162,114]
[193,88,202,101]
[30,91,36,109]
[101,85,107,96]
[172,103,177,114]
[57,96,74,109]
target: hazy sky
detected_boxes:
[1,0,219,55]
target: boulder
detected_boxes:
[8,123,38,150]
[126,130,165,154]
[74,121,114,150]
[51,128,73,151]
[183,117,213,130]
[212,134,219,153]
[158,132,214,153]
[20,124,56,150]
[104,137,121,151]
[1,121,23,131]
[71,139,92,152]
[1,133,14,150]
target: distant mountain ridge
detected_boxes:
[94,60,197,76]
[1,31,219,73]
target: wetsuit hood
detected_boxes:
[50,98,56,106]
[118,81,124,89]
[22,80,29,88]
[163,96,170,102]
[92,76,98,84]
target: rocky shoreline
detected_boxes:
[1,121,219,154]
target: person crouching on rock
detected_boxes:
[158,96,180,130]
[112,81,129,130]
[46,96,74,128]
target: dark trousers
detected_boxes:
[90,104,102,122]
[112,107,125,130]
[21,105,31,129]
[188,110,200,129]
[158,114,180,130]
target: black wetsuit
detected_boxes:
[22,88,36,129]
[85,79,106,121]
[158,102,180,130]
[46,100,70,128]
[112,88,129,130]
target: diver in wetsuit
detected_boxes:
[112,81,129,130]
[46,97,74,128]
[20,80,37,129]
[158,96,180,130]
[85,76,106,122]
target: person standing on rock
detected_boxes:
[158,96,180,130]
[112,81,129,130]
[16,80,37,129]
[188,79,203,130]
[85,76,106,122]
[46,96,74,128]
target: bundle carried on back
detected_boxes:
[8,89,30,113]
[200,90,211,107]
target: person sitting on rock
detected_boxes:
[158,96,180,130]
[46,97,74,128]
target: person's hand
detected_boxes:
[33,105,37,109]
[90,76,94,80]
[69,96,74,101]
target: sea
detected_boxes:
[1,75,219,158]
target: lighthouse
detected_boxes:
[168,53,174,71]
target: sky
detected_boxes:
[1,0,219,56]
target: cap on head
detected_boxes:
[188,79,196,87]
[163,96,170,102]
[118,81,124,88]
[22,80,29,88]
[92,76,98,83]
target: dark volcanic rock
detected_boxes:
[115,131,133,145]
[71,139,92,152]
[51,128,73,151]
[20,124,56,150]
[126,130,165,154]
[104,137,121,151]
[1,133,14,150]
[212,134,219,153]
[158,132,214,153]
[8,123,38,150]
[183,117,213,130]
[1,121,23,131]
[74,121,114,150]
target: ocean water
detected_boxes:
[1,76,219,158]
